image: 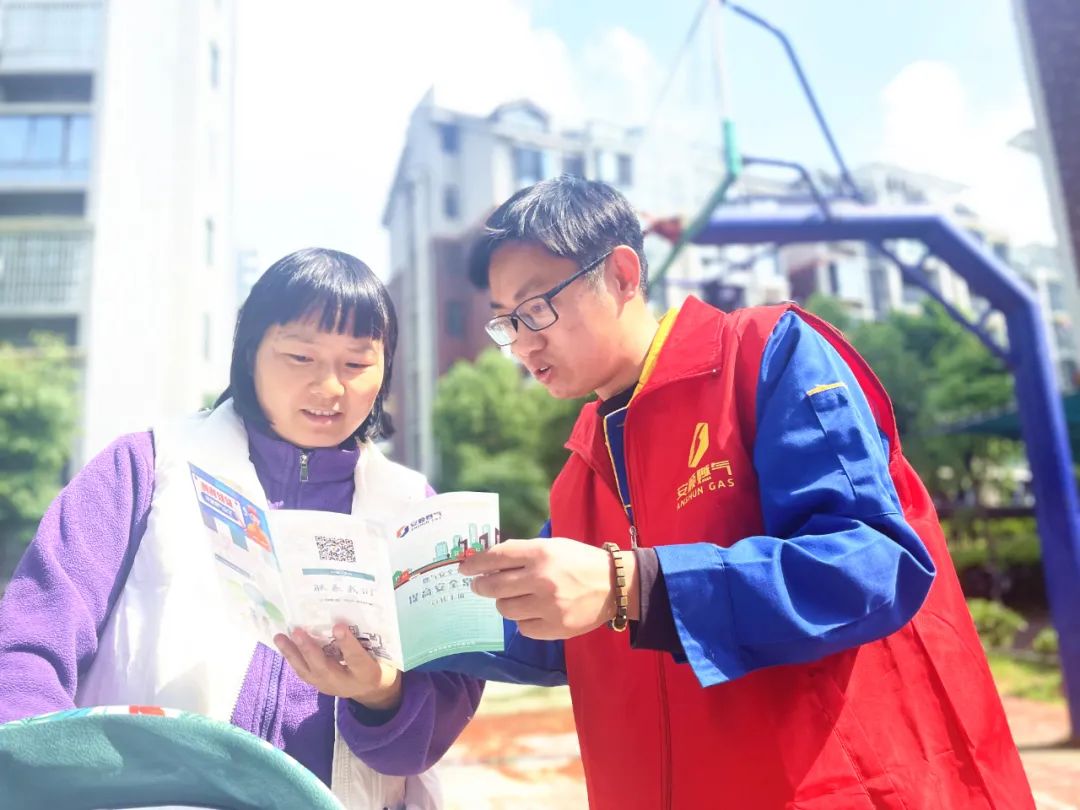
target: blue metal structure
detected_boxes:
[688,206,1080,740]
[652,0,1080,738]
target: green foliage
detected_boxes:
[947,532,1041,572]
[967,598,1028,649]
[987,650,1063,703]
[1032,626,1059,658]
[432,349,590,539]
[803,293,855,335]
[0,335,79,553]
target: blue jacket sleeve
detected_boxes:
[655,311,936,687]
[416,519,567,685]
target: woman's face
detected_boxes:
[253,316,385,448]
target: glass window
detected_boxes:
[67,116,91,166]
[209,43,220,89]
[445,301,466,338]
[438,123,460,154]
[443,185,460,220]
[1048,281,1066,312]
[0,118,29,163]
[513,147,543,184]
[26,116,63,164]
[563,153,585,177]
[205,218,215,266]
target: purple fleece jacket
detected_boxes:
[0,423,484,784]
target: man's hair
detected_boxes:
[468,175,647,296]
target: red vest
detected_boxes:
[551,299,1032,809]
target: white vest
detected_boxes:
[76,402,441,809]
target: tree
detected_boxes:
[0,335,79,564]
[432,348,589,538]
[909,307,1016,504]
[803,292,855,335]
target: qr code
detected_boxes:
[315,534,356,563]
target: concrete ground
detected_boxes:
[441,683,1080,809]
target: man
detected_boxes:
[451,175,1032,809]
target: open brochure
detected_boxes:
[189,464,504,671]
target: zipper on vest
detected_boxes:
[299,451,310,483]
[658,655,672,809]
[629,525,639,549]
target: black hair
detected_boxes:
[217,247,396,443]
[468,174,647,295]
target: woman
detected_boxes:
[0,248,482,808]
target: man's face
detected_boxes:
[488,242,625,399]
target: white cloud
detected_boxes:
[233,1,669,279]
[581,26,662,124]
[876,59,1055,245]
[233,0,597,278]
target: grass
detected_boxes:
[988,650,1064,704]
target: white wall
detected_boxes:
[81,0,234,458]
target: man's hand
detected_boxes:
[274,624,402,711]
[458,538,639,640]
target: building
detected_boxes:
[382,91,644,476]
[780,160,1077,387]
[1012,0,1080,379]
[1011,242,1079,386]
[0,0,236,464]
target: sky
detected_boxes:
[232,0,1052,279]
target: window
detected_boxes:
[445,301,466,338]
[205,218,215,266]
[1049,281,1066,312]
[209,43,220,89]
[67,116,90,166]
[1054,321,1073,352]
[563,152,585,177]
[443,185,460,220]
[0,115,89,165]
[513,147,543,185]
[25,116,64,163]
[617,154,633,186]
[869,266,890,315]
[437,123,460,154]
[202,313,212,361]
[0,114,91,181]
[827,261,840,296]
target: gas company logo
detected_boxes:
[395,511,442,538]
[688,422,710,467]
[676,423,736,510]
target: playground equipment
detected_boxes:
[644,0,1080,739]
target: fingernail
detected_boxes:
[333,626,345,640]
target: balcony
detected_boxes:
[0,2,102,73]
[0,226,91,315]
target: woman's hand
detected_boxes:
[274,623,402,711]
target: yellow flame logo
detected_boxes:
[688,422,710,468]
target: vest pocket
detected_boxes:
[806,385,899,515]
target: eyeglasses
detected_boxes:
[484,250,614,347]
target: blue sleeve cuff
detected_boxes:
[655,543,744,687]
